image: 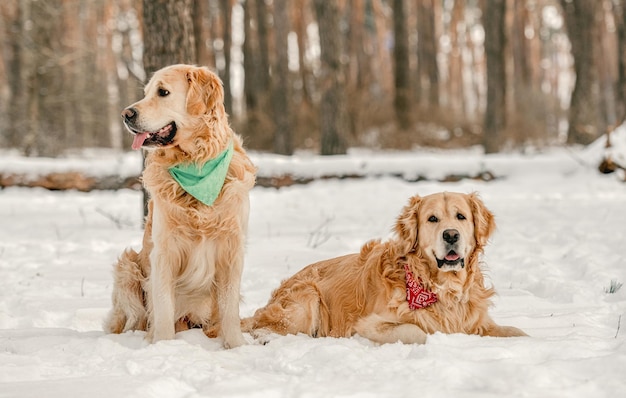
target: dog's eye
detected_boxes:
[457,213,466,220]
[428,215,438,223]
[158,88,170,97]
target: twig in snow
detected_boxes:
[307,215,335,249]
[616,315,622,339]
[95,208,133,229]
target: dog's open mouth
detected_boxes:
[128,122,177,150]
[436,250,465,270]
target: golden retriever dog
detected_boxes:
[243,192,526,344]
[104,64,256,348]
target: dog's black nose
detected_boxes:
[443,229,459,244]
[122,107,137,122]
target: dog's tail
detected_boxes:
[103,249,149,334]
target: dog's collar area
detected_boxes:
[168,140,234,206]
[403,263,438,310]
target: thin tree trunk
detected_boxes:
[295,0,312,106]
[482,0,507,153]
[417,0,439,108]
[561,0,602,144]
[243,0,257,113]
[219,0,233,115]
[313,0,348,155]
[272,0,292,154]
[448,0,463,113]
[392,0,411,130]
[3,2,25,149]
[255,0,270,92]
[616,0,626,124]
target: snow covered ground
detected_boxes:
[1,141,625,397]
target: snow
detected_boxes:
[1,142,625,397]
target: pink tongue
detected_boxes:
[445,252,460,261]
[131,132,149,150]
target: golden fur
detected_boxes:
[243,192,526,344]
[104,65,256,348]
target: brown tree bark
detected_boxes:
[243,0,258,113]
[448,0,463,113]
[272,0,292,154]
[193,0,214,68]
[1,1,25,149]
[218,0,233,115]
[561,0,602,144]
[313,0,348,155]
[482,0,507,154]
[614,0,626,124]
[417,0,439,108]
[142,0,196,77]
[392,0,411,130]
[255,0,270,92]
[28,0,66,156]
[295,0,313,106]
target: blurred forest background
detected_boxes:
[1,0,625,157]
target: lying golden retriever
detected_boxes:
[104,64,256,348]
[243,192,526,344]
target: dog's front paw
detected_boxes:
[148,326,176,343]
[223,332,247,349]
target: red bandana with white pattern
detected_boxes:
[403,263,438,309]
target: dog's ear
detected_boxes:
[394,195,421,254]
[185,66,225,116]
[468,192,495,247]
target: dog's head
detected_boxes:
[395,192,495,273]
[121,64,226,152]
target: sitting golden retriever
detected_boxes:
[243,192,526,344]
[104,64,256,348]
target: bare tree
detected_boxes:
[417,0,439,108]
[0,2,24,149]
[392,0,411,130]
[218,0,233,115]
[142,0,196,76]
[313,0,348,155]
[482,0,507,154]
[560,0,602,144]
[614,0,626,124]
[272,0,293,154]
[255,0,270,92]
[27,0,66,156]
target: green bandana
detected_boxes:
[168,141,234,206]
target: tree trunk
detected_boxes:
[561,0,602,144]
[29,0,65,156]
[417,0,439,108]
[218,0,233,116]
[448,0,463,113]
[313,0,348,155]
[2,2,25,149]
[243,0,257,113]
[255,0,270,92]
[614,0,626,125]
[272,0,292,154]
[392,0,411,130]
[295,0,312,106]
[143,0,196,77]
[482,0,507,154]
